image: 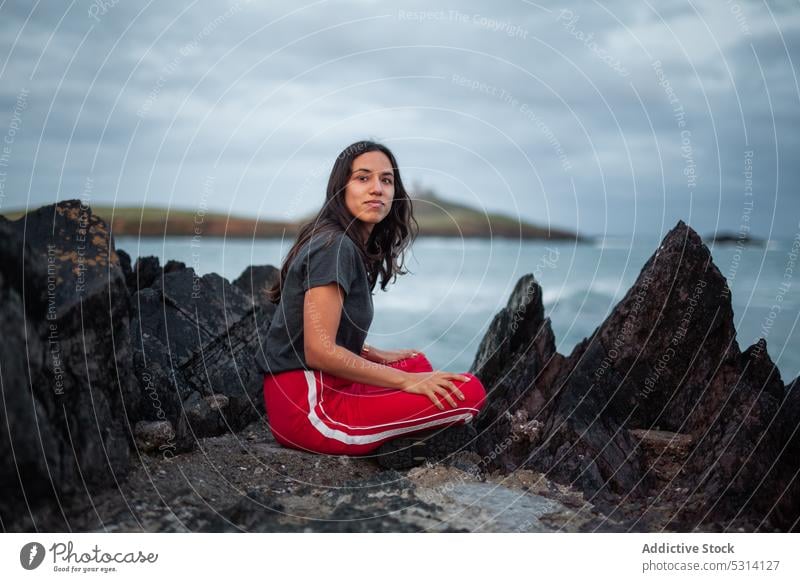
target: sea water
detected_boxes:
[116,235,800,384]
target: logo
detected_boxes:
[20,542,46,570]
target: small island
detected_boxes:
[708,231,765,246]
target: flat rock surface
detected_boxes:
[25,421,617,533]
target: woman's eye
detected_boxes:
[383,178,393,185]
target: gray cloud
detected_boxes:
[0,0,797,237]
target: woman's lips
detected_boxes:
[364,201,384,209]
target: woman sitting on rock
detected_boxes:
[257,140,486,469]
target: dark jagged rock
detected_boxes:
[470,275,568,472]
[129,286,193,428]
[0,200,139,528]
[130,263,276,446]
[5,200,799,533]
[179,303,275,432]
[769,376,800,529]
[233,265,279,309]
[1,193,281,528]
[118,258,182,297]
[163,259,186,273]
[664,338,785,530]
[117,248,132,283]
[155,268,254,336]
[472,220,799,530]
[130,269,250,425]
[129,255,161,293]
[468,274,644,502]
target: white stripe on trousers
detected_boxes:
[305,371,475,445]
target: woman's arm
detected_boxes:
[304,283,469,409]
[303,283,409,389]
[361,343,420,365]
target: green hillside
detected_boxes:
[2,190,584,241]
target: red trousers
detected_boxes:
[262,353,487,456]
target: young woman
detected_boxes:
[257,140,487,468]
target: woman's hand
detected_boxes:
[364,346,421,364]
[379,348,420,364]
[399,370,469,411]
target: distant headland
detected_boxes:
[1,190,584,241]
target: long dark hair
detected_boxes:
[266,140,419,304]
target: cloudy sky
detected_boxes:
[0,0,798,237]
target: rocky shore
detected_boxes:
[1,200,797,532]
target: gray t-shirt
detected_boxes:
[256,230,374,374]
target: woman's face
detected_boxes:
[344,150,395,240]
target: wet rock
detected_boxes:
[189,470,451,532]
[442,482,567,532]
